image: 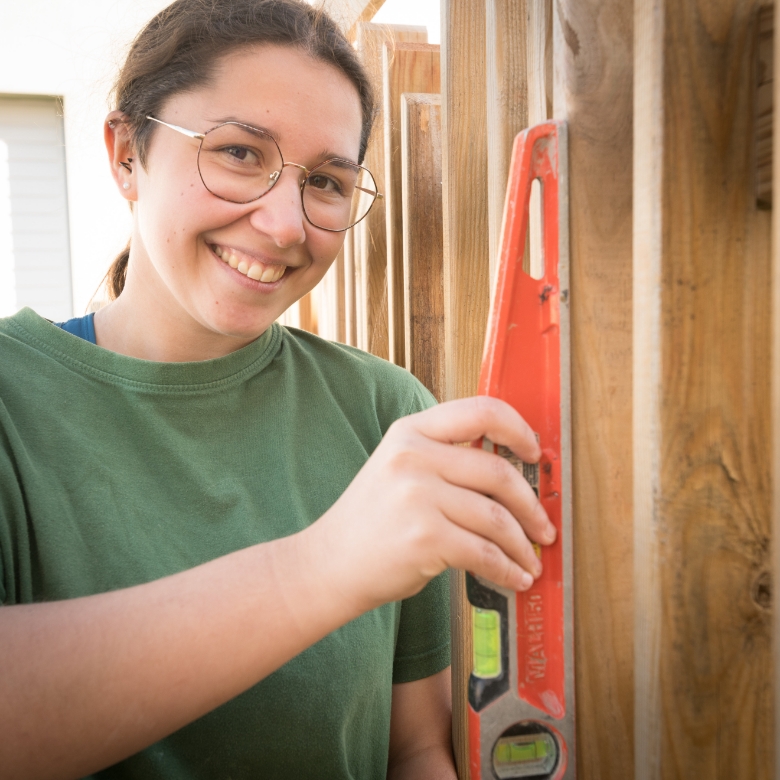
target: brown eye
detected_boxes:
[308,173,340,193]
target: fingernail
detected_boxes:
[545,524,557,543]
[533,562,543,578]
[520,572,534,590]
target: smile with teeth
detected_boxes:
[212,244,287,283]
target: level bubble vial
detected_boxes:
[492,726,558,779]
[472,606,502,679]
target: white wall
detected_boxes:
[0,0,171,315]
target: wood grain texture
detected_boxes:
[486,0,528,283]
[383,43,441,366]
[401,93,444,400]
[773,5,780,774]
[634,2,773,778]
[316,247,346,342]
[756,5,772,209]
[526,0,552,281]
[344,228,357,347]
[441,1,490,776]
[552,0,635,777]
[355,23,428,359]
[297,291,316,334]
[353,220,367,350]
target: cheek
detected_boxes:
[307,229,346,270]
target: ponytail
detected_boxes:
[106,241,130,300]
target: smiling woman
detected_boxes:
[0,1,555,779]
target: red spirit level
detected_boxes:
[467,120,574,780]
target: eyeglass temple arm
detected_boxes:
[357,186,383,199]
[146,115,205,140]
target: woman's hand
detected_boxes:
[307,396,556,615]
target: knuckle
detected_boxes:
[486,500,509,535]
[385,440,423,475]
[479,540,504,571]
[396,476,427,505]
[404,514,440,551]
[489,452,515,484]
[529,499,550,532]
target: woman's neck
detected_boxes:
[93,263,260,363]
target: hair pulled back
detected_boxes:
[105,0,374,300]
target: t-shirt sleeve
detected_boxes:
[0,406,30,606]
[391,376,450,684]
[393,570,451,683]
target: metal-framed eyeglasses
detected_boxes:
[146,115,382,233]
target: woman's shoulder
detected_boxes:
[277,325,438,420]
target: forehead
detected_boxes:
[165,45,363,162]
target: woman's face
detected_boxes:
[120,45,363,344]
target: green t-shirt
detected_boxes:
[0,308,450,780]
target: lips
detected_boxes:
[210,243,287,283]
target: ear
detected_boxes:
[105,110,137,202]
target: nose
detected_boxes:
[247,166,307,248]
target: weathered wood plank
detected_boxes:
[634,1,773,778]
[401,93,444,401]
[773,1,780,770]
[441,0,490,776]
[486,0,528,284]
[316,247,346,342]
[756,5,772,209]
[383,42,441,366]
[552,0,635,777]
[355,22,428,359]
[344,228,357,347]
[297,290,316,334]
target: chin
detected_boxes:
[201,305,278,341]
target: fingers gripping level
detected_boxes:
[467,121,574,780]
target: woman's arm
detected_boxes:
[1,531,354,780]
[387,669,457,780]
[1,397,554,780]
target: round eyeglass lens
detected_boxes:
[303,160,378,231]
[197,122,283,204]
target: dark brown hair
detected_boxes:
[104,0,374,300]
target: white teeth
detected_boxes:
[214,244,286,283]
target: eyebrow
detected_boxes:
[318,150,359,166]
[207,116,282,144]
[207,117,358,165]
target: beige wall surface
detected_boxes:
[0,0,172,314]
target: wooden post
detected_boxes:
[297,291,316,334]
[441,0,490,776]
[316,248,346,343]
[486,0,528,284]
[773,4,780,773]
[401,93,444,401]
[552,0,635,776]
[344,228,357,347]
[353,220,367,350]
[383,42,441,367]
[634,1,772,778]
[355,23,427,359]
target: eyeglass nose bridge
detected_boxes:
[268,161,311,187]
